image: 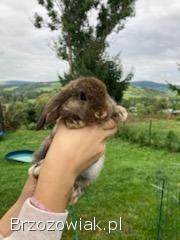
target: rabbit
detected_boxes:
[28,77,128,203]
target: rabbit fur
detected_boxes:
[28,77,128,203]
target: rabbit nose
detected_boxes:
[95,111,108,119]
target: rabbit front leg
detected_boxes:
[70,156,105,204]
[65,119,85,129]
[70,179,91,204]
[115,105,128,122]
[28,135,53,178]
[28,122,60,178]
[28,159,44,178]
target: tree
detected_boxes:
[168,63,180,95]
[35,94,50,118]
[168,83,180,95]
[0,102,4,132]
[5,102,28,129]
[33,0,136,101]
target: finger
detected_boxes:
[102,119,116,130]
[99,149,105,157]
[84,152,104,170]
[103,125,118,140]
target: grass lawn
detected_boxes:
[0,130,179,239]
[118,119,180,153]
[126,119,180,135]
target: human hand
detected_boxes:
[46,119,117,178]
[34,119,117,212]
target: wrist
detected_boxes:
[16,196,26,207]
[45,151,80,180]
[18,190,32,204]
[33,156,77,212]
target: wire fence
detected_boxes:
[117,120,180,152]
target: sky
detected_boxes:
[0,0,179,84]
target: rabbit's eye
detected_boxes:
[80,91,87,101]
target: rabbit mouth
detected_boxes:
[94,106,128,122]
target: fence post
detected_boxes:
[149,119,152,144]
[157,179,165,240]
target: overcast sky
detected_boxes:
[0,0,180,84]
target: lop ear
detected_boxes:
[36,85,72,130]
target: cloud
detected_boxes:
[0,0,179,84]
[107,0,180,84]
[0,0,68,82]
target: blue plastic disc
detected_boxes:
[5,150,34,163]
[0,131,5,137]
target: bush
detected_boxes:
[175,116,180,121]
[5,102,28,129]
[27,122,37,130]
[3,94,50,130]
[118,123,180,153]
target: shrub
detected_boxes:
[118,123,180,153]
[175,116,180,121]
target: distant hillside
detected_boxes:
[0,81,60,92]
[124,86,170,100]
[0,80,35,87]
[0,80,170,92]
[0,80,173,102]
[0,81,61,102]
[131,81,168,92]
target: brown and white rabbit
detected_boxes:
[29,77,127,203]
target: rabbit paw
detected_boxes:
[69,180,91,204]
[65,119,85,129]
[69,186,83,204]
[28,160,43,178]
[115,105,128,122]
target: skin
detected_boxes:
[0,119,117,237]
[0,176,37,237]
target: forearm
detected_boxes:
[0,120,116,239]
[0,176,37,237]
[0,160,71,239]
[0,153,73,239]
[0,199,68,240]
[0,199,24,237]
[33,150,76,213]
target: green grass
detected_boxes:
[34,82,61,93]
[0,131,179,239]
[3,87,18,92]
[126,119,180,135]
[124,86,170,100]
[119,120,180,152]
[0,130,49,215]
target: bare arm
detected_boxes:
[0,119,117,238]
[34,119,117,212]
[0,176,37,237]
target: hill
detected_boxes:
[131,81,168,92]
[0,81,61,102]
[124,86,170,100]
[0,80,170,91]
[0,81,60,93]
[0,80,35,87]
[0,80,172,92]
[0,80,172,102]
